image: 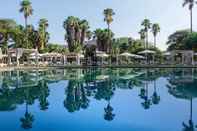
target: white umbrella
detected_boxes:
[30,52,42,57]
[133,54,145,59]
[96,51,109,57]
[120,52,136,57]
[29,56,40,59]
[138,50,156,54]
[163,52,171,56]
[97,53,109,58]
[78,54,84,58]
[96,51,109,65]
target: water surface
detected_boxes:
[0,68,196,131]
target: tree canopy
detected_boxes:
[166,29,197,51]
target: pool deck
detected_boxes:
[0,65,197,71]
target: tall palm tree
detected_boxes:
[103,8,115,53]
[19,0,33,49]
[139,29,146,49]
[63,16,86,52]
[19,0,33,29]
[38,18,49,50]
[80,20,89,44]
[151,23,160,48]
[141,19,151,49]
[183,0,197,33]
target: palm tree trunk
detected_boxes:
[153,36,156,64]
[154,80,156,92]
[146,31,148,49]
[144,39,146,49]
[107,24,110,53]
[190,9,193,33]
[190,98,193,121]
[107,23,112,65]
[25,102,28,114]
[25,17,28,29]
[146,31,148,64]
[25,17,28,49]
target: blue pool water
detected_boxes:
[0,68,196,131]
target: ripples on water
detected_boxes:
[0,68,197,131]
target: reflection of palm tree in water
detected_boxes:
[151,80,160,105]
[141,82,151,109]
[104,101,115,121]
[38,80,49,111]
[140,70,152,109]
[20,89,34,129]
[182,98,196,131]
[64,80,90,112]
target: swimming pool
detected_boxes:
[0,68,196,131]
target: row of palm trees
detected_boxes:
[19,0,49,51]
[19,0,156,56]
[139,19,160,49]
[17,0,196,54]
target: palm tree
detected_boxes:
[103,8,115,53]
[80,20,89,44]
[183,0,197,33]
[19,0,33,29]
[63,16,88,52]
[139,29,146,49]
[151,23,160,48]
[19,0,33,48]
[38,18,49,50]
[141,19,151,49]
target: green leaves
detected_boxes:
[103,8,115,25]
[38,19,49,50]
[183,0,197,10]
[152,23,160,37]
[63,16,90,52]
[141,19,152,32]
[167,29,197,51]
[19,0,33,18]
[94,28,114,52]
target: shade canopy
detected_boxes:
[120,52,145,59]
[120,52,136,57]
[30,52,43,57]
[42,53,62,57]
[78,54,84,58]
[163,52,171,56]
[96,51,109,58]
[138,50,156,54]
[133,55,145,59]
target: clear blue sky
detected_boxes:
[1,0,197,50]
